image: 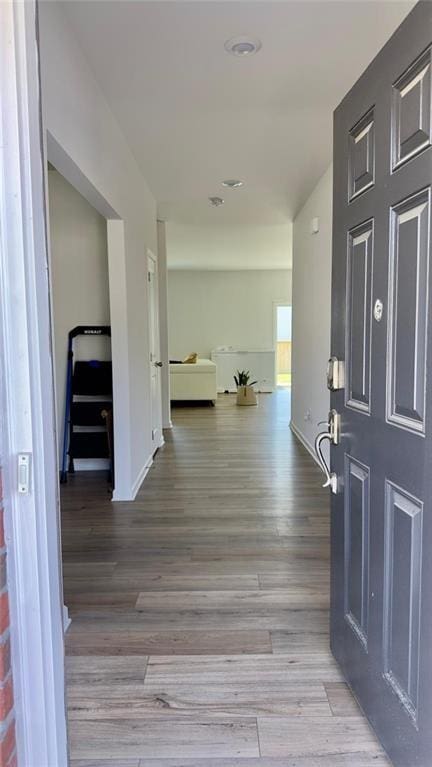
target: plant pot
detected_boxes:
[236,384,257,406]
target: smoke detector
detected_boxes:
[222,179,244,189]
[208,196,224,207]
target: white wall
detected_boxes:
[48,169,110,461]
[291,165,332,454]
[39,2,159,499]
[166,222,293,270]
[168,270,292,359]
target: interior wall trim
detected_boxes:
[290,420,321,468]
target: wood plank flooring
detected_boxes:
[62,390,389,766]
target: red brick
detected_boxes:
[0,677,13,721]
[0,559,6,595]
[0,720,15,766]
[0,596,8,637]
[0,468,4,551]
[0,639,10,683]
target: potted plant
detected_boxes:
[234,370,258,406]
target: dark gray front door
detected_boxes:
[330,3,432,765]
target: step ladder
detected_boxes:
[60,326,113,484]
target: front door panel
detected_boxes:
[331,4,432,765]
[346,220,373,412]
[383,481,423,723]
[388,189,429,431]
[344,455,370,650]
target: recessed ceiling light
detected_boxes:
[208,196,224,207]
[224,36,261,57]
[222,179,244,189]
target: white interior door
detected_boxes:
[147,253,163,450]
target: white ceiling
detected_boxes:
[60,0,414,267]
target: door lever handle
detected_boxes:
[315,432,338,493]
[155,361,163,367]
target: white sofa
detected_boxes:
[170,358,217,403]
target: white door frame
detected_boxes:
[44,133,134,500]
[156,221,172,429]
[0,2,67,764]
[147,251,164,451]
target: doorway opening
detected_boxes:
[147,250,163,454]
[275,304,292,388]
[47,165,114,493]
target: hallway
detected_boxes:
[62,391,388,765]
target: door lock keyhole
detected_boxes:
[374,299,384,322]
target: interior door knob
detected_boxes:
[314,409,340,494]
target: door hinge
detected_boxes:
[152,429,155,441]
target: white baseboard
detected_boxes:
[111,438,166,501]
[289,420,320,468]
[74,458,110,471]
[111,456,153,502]
[63,605,71,633]
[111,489,127,501]
[130,455,154,499]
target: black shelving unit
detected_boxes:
[60,326,113,484]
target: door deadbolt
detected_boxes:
[327,357,345,391]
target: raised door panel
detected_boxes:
[387,188,430,433]
[344,456,370,649]
[346,221,373,412]
[392,47,432,170]
[348,109,375,201]
[384,482,423,724]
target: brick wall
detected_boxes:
[0,472,16,767]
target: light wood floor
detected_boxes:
[61,390,389,766]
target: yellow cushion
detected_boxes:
[182,352,198,364]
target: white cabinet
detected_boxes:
[211,350,275,393]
